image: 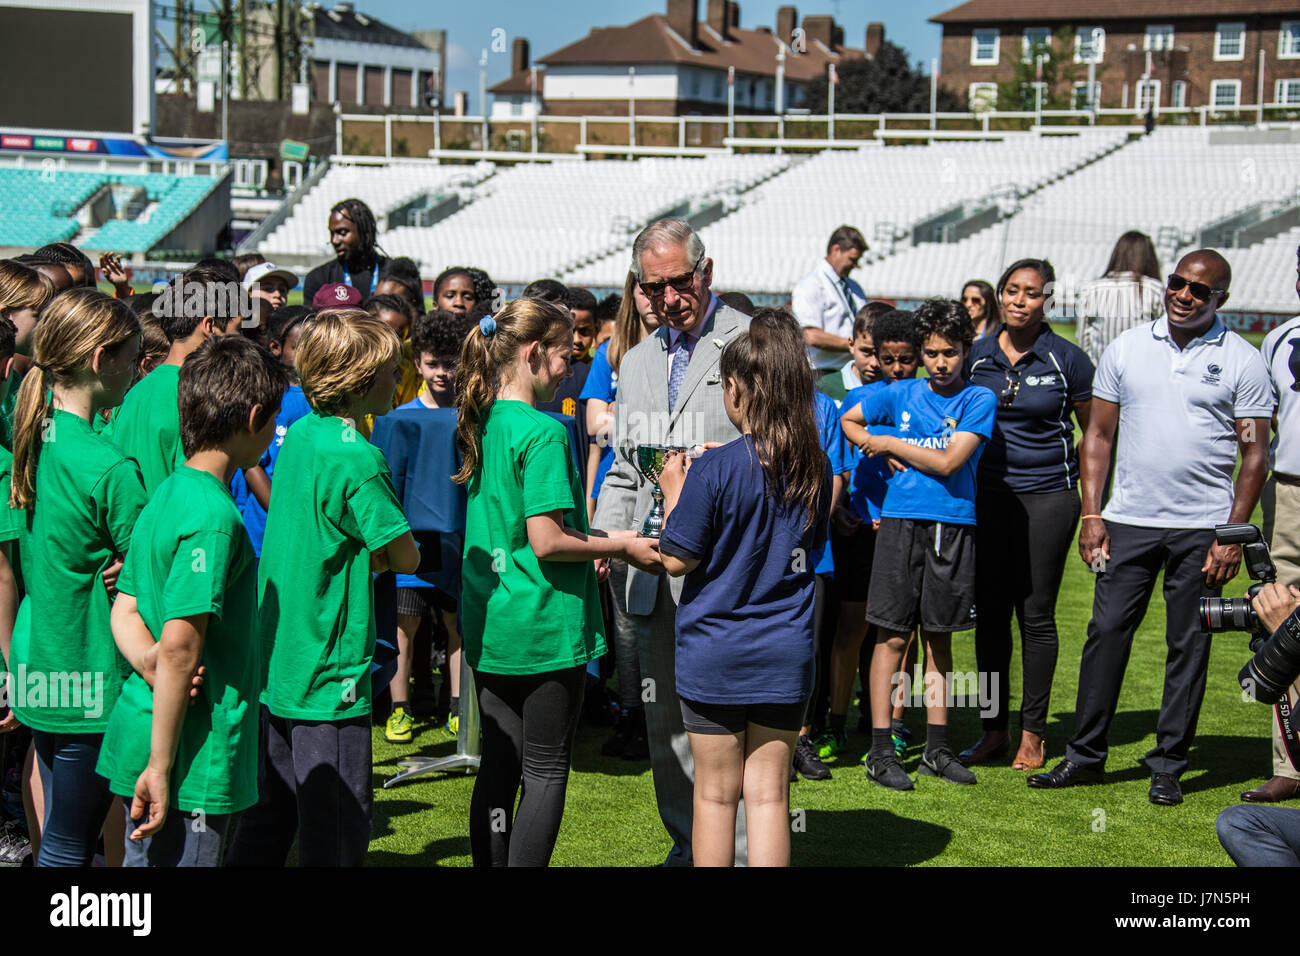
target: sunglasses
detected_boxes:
[999,369,1020,409]
[1167,274,1226,302]
[638,255,704,299]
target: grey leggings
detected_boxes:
[606,561,644,712]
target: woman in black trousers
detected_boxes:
[959,259,1095,771]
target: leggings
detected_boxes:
[974,487,1080,735]
[606,561,644,712]
[470,665,585,867]
[32,730,114,867]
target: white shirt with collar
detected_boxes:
[1095,314,1274,529]
[791,259,866,373]
[1260,314,1300,475]
[666,293,719,381]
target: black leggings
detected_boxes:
[470,665,585,867]
[974,487,1080,735]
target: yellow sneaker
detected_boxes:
[444,714,459,736]
[385,706,414,744]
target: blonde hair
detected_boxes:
[11,289,140,509]
[608,270,649,376]
[0,260,55,319]
[294,308,401,415]
[453,297,572,485]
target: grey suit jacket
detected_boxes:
[593,301,752,615]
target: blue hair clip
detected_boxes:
[479,315,497,337]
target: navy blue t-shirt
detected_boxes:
[859,377,997,525]
[659,435,831,706]
[965,325,1094,494]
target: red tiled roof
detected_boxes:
[488,68,544,95]
[931,0,1300,23]
[538,14,860,80]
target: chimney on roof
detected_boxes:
[512,37,529,75]
[667,0,699,49]
[776,6,796,47]
[802,14,834,50]
[727,0,739,29]
[865,22,884,58]
[833,23,843,47]
[707,0,729,40]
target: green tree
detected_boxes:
[802,41,960,113]
[997,26,1101,111]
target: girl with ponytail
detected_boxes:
[454,296,661,867]
[655,311,832,867]
[8,288,148,867]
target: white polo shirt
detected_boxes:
[1096,315,1274,529]
[791,259,866,372]
[1260,314,1300,475]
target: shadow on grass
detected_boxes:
[793,809,951,866]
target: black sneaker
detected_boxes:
[621,709,650,761]
[920,747,977,785]
[793,734,832,781]
[601,713,631,757]
[0,820,31,867]
[864,752,914,791]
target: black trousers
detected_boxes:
[1065,522,1219,776]
[471,665,585,867]
[974,487,1080,735]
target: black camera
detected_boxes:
[1200,523,1276,636]
[1199,523,1300,704]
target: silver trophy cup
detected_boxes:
[620,443,686,539]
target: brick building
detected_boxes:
[931,0,1300,113]
[488,0,884,117]
[308,2,444,109]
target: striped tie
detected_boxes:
[668,338,690,413]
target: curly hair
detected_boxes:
[411,309,474,362]
[913,299,974,350]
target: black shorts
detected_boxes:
[830,522,876,603]
[395,586,457,618]
[679,698,805,735]
[865,517,976,633]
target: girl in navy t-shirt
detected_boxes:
[658,316,830,867]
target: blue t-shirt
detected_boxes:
[859,378,997,525]
[579,341,617,499]
[659,435,830,706]
[843,380,897,522]
[238,383,312,556]
[965,325,1094,494]
[811,390,845,576]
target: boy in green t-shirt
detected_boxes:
[106,264,244,495]
[97,336,288,866]
[225,309,419,867]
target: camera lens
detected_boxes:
[1201,597,1254,633]
[1242,616,1300,703]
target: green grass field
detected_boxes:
[364,324,1278,867]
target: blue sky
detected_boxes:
[353,0,956,112]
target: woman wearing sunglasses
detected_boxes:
[960,258,1095,771]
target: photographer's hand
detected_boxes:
[1203,542,1243,588]
[1251,582,1300,635]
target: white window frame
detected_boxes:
[968,82,997,112]
[1215,22,1246,61]
[1022,27,1050,62]
[1074,25,1105,63]
[1276,78,1300,104]
[1211,78,1242,108]
[1171,79,1187,108]
[1073,81,1101,110]
[971,28,1000,65]
[1144,25,1174,52]
[1135,78,1162,113]
[1280,21,1300,59]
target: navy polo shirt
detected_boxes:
[660,435,831,706]
[966,325,1094,494]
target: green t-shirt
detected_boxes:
[0,446,23,546]
[461,401,606,676]
[260,411,410,721]
[96,466,261,814]
[104,363,184,496]
[11,410,147,732]
[0,368,20,451]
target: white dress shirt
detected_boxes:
[791,259,866,372]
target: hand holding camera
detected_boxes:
[1251,582,1300,635]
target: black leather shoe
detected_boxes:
[1149,772,1183,806]
[1027,759,1104,789]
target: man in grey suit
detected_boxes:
[594,218,750,866]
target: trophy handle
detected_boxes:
[618,443,645,486]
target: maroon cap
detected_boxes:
[313,282,363,309]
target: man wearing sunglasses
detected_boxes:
[1030,250,1273,806]
[593,218,753,866]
